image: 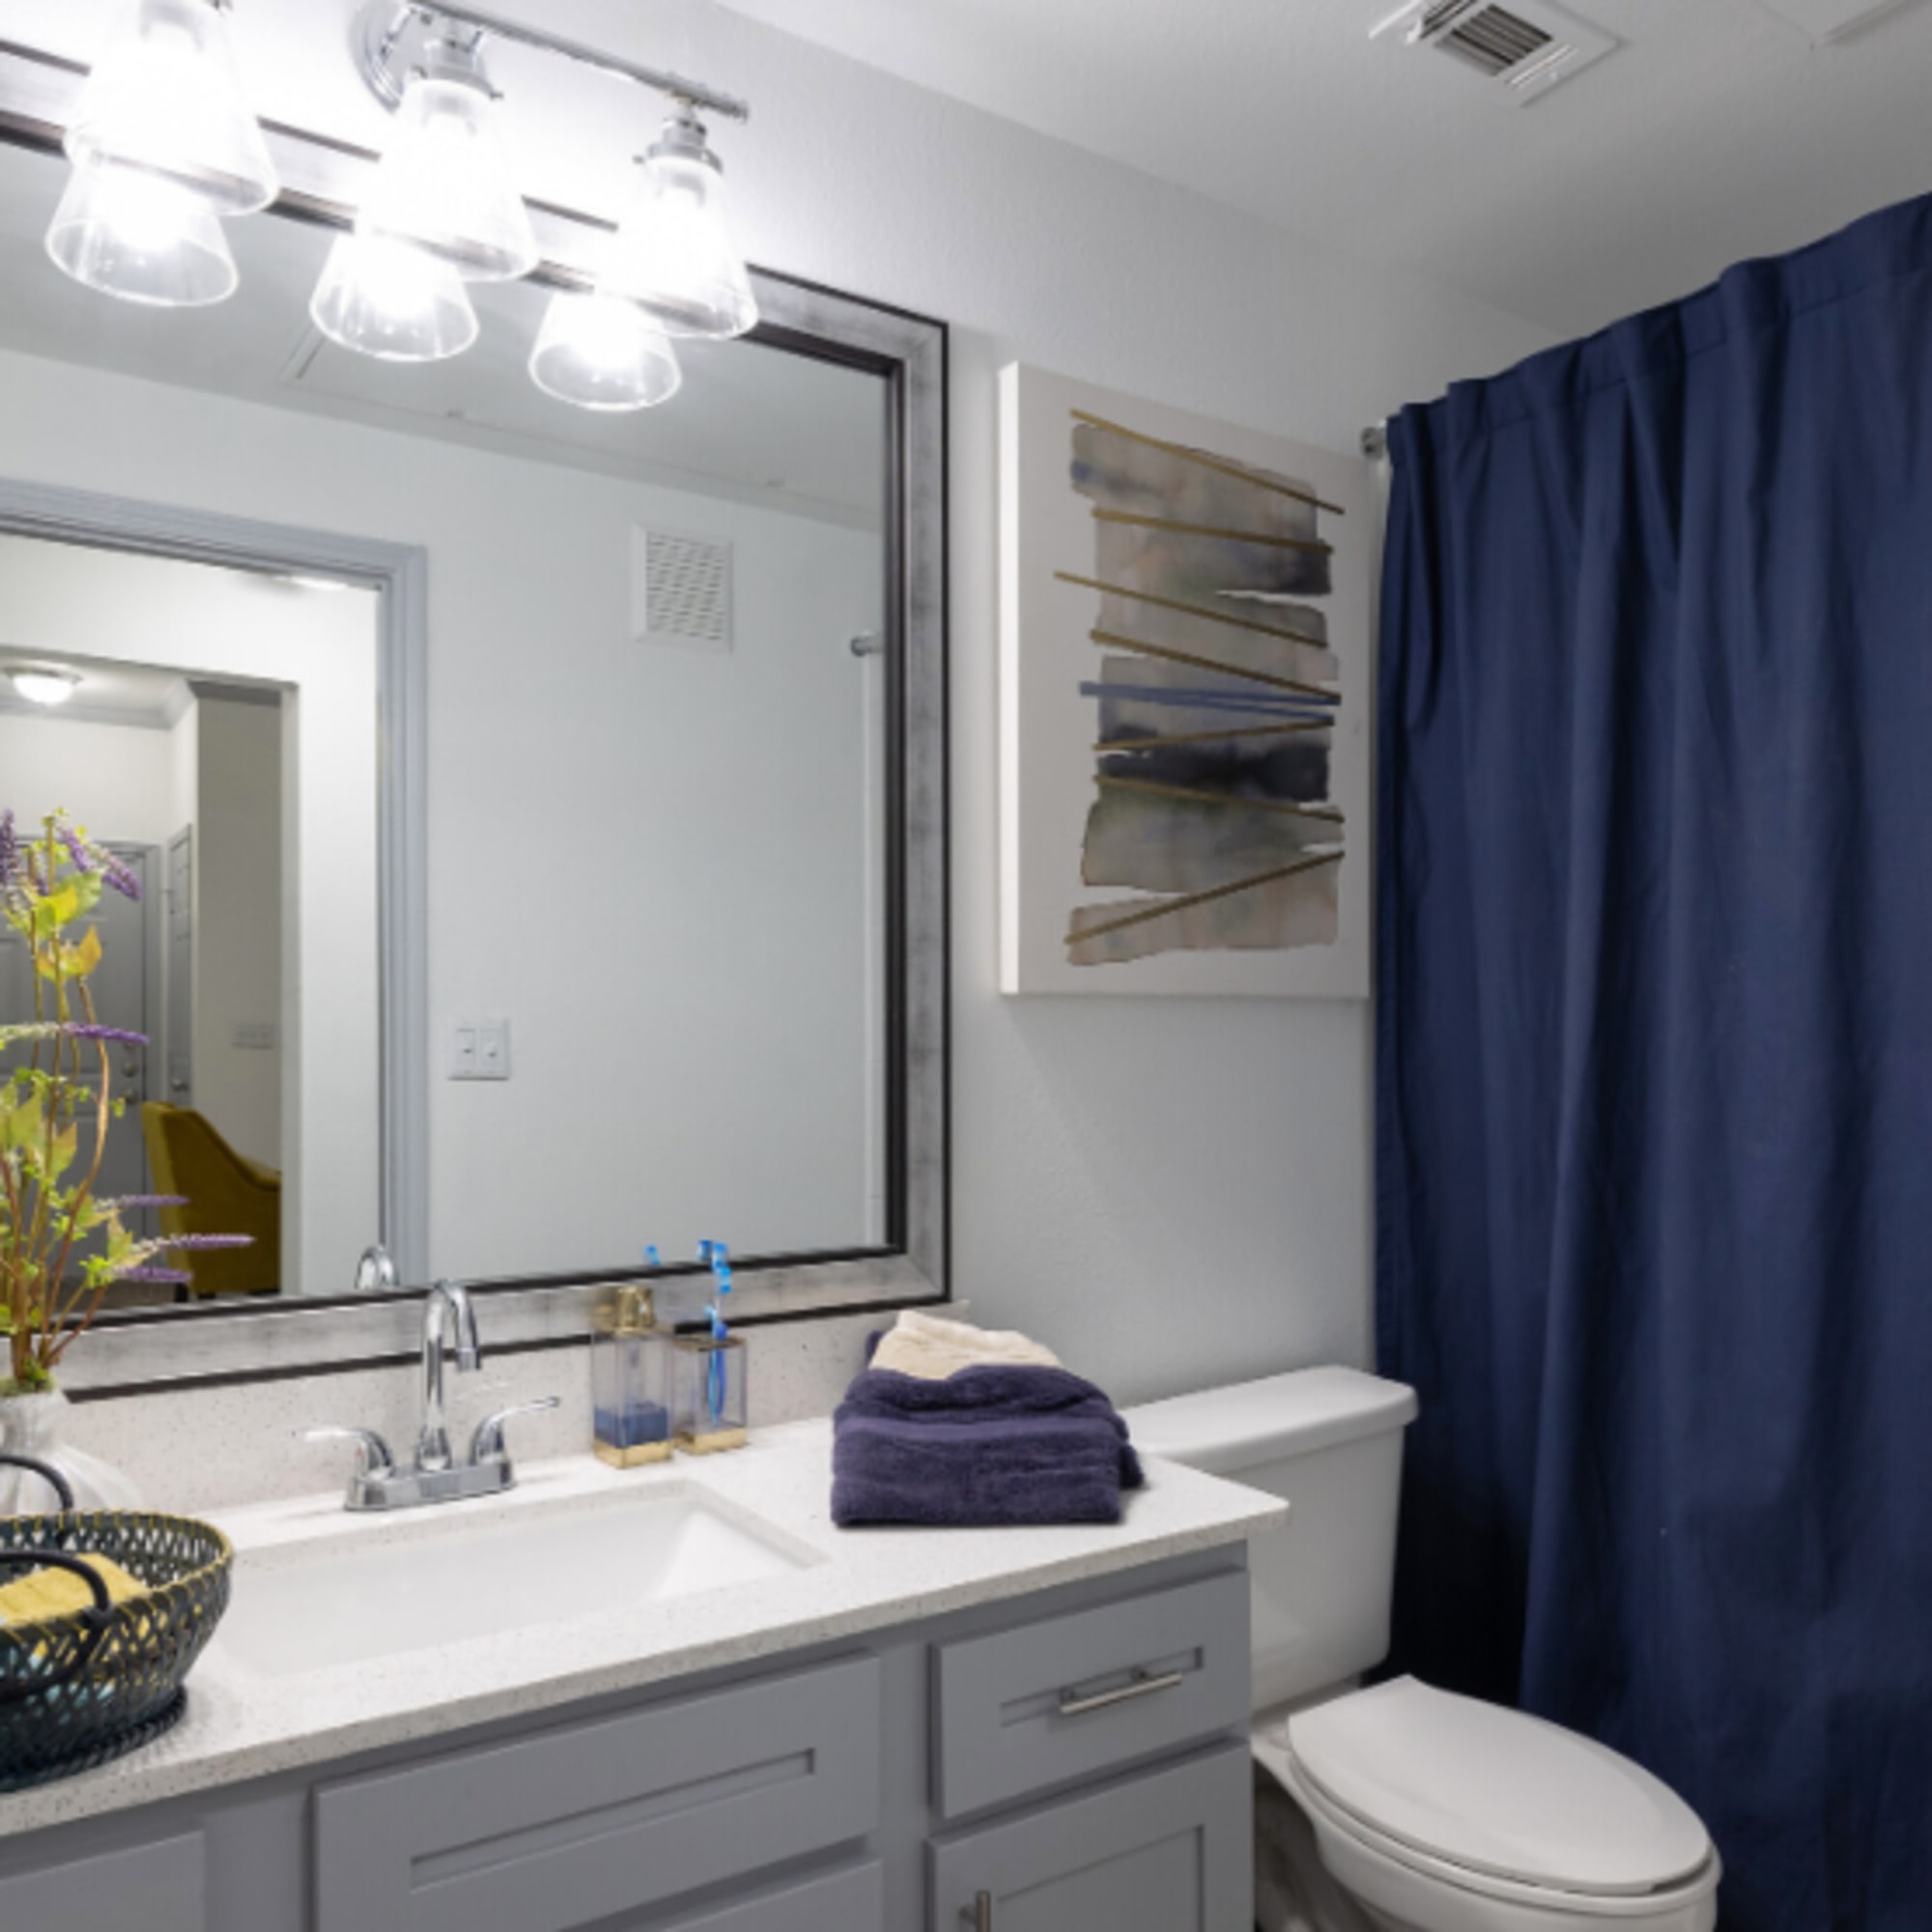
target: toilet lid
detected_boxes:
[1286,1679,1712,1897]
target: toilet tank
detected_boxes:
[1123,1368,1417,1713]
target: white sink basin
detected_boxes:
[215,1487,812,1678]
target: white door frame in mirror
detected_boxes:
[0,479,431,1294]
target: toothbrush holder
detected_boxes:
[671,1334,748,1454]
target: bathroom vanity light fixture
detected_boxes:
[7,667,83,707]
[43,0,756,406]
[325,0,756,391]
[46,0,279,305]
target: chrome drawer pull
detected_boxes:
[1057,1666,1185,1719]
[972,1890,993,1930]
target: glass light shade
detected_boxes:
[607,145,758,340]
[357,72,538,283]
[65,0,278,216]
[46,152,238,306]
[529,291,681,412]
[309,231,478,362]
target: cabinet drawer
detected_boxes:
[666,1858,882,1930]
[929,1743,1252,1932]
[932,1568,1249,1818]
[0,1831,205,1932]
[315,1654,880,1932]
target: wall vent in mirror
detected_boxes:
[636,528,734,654]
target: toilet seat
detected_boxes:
[1285,1678,1714,1901]
[1281,1752,1720,1926]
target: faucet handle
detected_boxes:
[298,1426,397,1476]
[469,1398,560,1467]
[354,1244,399,1295]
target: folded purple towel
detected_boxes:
[831,1364,1145,1528]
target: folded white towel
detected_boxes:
[869,1309,1062,1381]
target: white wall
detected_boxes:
[0,0,1556,1400]
[615,0,1558,1401]
[192,695,282,1170]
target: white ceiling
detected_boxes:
[697,0,1932,336]
[4,0,1926,344]
[0,641,187,724]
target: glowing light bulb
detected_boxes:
[529,290,681,412]
[46,151,238,306]
[309,230,478,363]
[65,0,278,215]
[606,110,757,341]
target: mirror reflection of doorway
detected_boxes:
[1,648,295,1301]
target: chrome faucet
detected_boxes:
[301,1281,557,1511]
[417,1278,480,1471]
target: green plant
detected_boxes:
[0,810,247,1391]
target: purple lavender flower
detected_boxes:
[0,810,15,892]
[57,825,94,875]
[96,1194,189,1211]
[64,1024,150,1047]
[161,1233,255,1250]
[113,1265,193,1286]
[83,838,141,902]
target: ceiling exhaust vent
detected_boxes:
[1372,0,1618,102]
[633,526,733,654]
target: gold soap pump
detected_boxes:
[591,1277,673,1467]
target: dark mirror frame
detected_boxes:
[0,45,949,1395]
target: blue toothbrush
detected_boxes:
[697,1239,732,1427]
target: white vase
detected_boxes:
[0,1389,141,1515]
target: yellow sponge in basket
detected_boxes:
[0,1554,146,1626]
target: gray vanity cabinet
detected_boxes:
[0,1830,206,1932]
[313,1655,881,1932]
[0,1549,1253,1932]
[928,1744,1252,1932]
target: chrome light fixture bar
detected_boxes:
[351,1,750,126]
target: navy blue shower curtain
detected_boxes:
[1377,193,1932,1932]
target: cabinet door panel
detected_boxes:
[666,1859,882,1930]
[315,1654,879,1932]
[928,1743,1250,1932]
[0,1831,205,1932]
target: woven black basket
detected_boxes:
[0,1453,232,1791]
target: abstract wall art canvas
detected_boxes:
[999,364,1372,997]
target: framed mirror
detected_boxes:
[0,48,947,1391]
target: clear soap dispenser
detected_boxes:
[591,1285,672,1466]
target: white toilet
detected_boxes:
[1122,1369,1720,1932]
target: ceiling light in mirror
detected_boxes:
[608,109,759,341]
[310,230,480,363]
[46,152,239,307]
[63,0,279,217]
[8,668,82,707]
[529,290,682,412]
[352,38,537,284]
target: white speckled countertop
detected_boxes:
[0,1419,1283,1838]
